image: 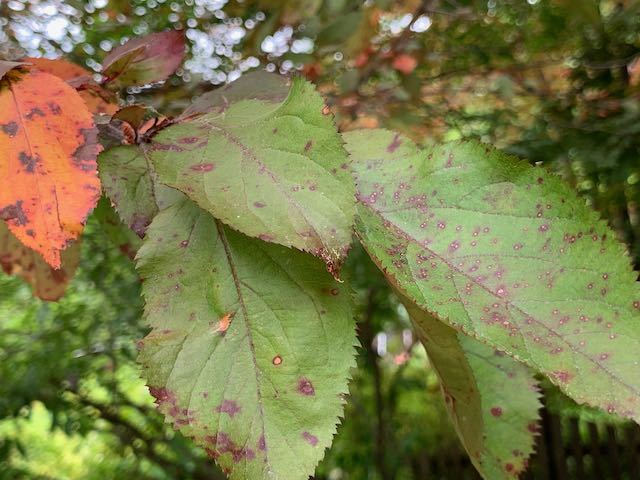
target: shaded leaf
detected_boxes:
[0,70,101,268]
[102,30,186,86]
[137,199,356,480]
[99,143,183,237]
[150,72,355,274]
[345,130,640,422]
[0,220,80,300]
[403,298,540,479]
[0,60,27,80]
[92,197,142,260]
[24,57,119,115]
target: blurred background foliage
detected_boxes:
[1,0,640,478]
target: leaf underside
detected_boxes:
[149,72,355,274]
[98,144,183,237]
[403,299,540,479]
[0,221,80,300]
[345,129,640,423]
[101,30,185,86]
[136,199,356,480]
[0,70,101,268]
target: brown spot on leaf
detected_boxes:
[386,133,402,153]
[204,433,256,462]
[297,377,315,396]
[302,431,318,446]
[212,312,234,335]
[71,127,100,172]
[490,407,503,417]
[25,107,45,120]
[190,163,215,172]
[178,136,200,144]
[215,399,241,417]
[0,121,18,137]
[0,201,28,225]
[19,152,40,173]
[253,201,266,208]
[48,102,62,115]
[272,355,282,366]
[304,140,313,152]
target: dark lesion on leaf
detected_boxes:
[71,127,100,171]
[0,200,28,225]
[297,377,315,396]
[19,151,40,173]
[0,121,18,137]
[48,102,62,115]
[25,107,45,120]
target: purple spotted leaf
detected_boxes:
[101,30,185,87]
[148,72,355,276]
[403,298,541,479]
[136,199,356,480]
[345,130,640,423]
[98,143,184,236]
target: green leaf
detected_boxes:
[136,199,356,480]
[149,72,355,275]
[101,30,185,86]
[98,144,183,236]
[345,130,640,422]
[402,298,540,479]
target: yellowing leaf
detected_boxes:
[0,70,101,268]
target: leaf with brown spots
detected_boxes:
[0,69,101,268]
[101,30,185,87]
[24,57,119,115]
[149,72,355,276]
[403,298,540,479]
[0,220,80,300]
[345,130,640,425]
[137,199,356,480]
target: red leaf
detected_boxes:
[101,30,186,86]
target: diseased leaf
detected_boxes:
[149,72,355,274]
[92,197,142,260]
[99,144,183,237]
[24,57,119,115]
[0,60,27,80]
[137,199,356,480]
[0,70,101,268]
[403,299,540,479]
[0,221,80,300]
[101,30,185,86]
[345,130,640,422]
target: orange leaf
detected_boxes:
[0,70,101,268]
[24,57,119,115]
[0,220,80,300]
